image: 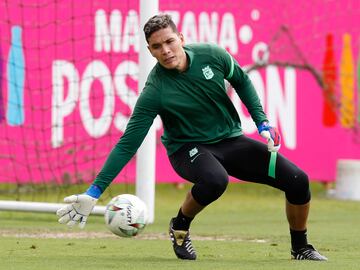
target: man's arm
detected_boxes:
[226,60,267,125]
[56,84,161,228]
[94,103,159,191]
[224,51,280,151]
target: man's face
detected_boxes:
[147,26,186,71]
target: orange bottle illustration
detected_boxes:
[322,34,337,126]
[339,33,355,128]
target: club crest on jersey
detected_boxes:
[202,65,214,80]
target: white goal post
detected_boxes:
[135,0,159,224]
[0,200,106,215]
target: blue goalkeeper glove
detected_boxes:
[56,185,102,228]
[257,121,281,152]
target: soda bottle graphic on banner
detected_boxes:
[339,33,355,129]
[322,34,337,127]
[7,25,25,126]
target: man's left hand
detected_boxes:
[257,122,281,152]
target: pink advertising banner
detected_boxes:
[0,0,359,184]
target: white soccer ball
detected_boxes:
[104,194,148,237]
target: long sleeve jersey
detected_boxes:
[93,43,267,191]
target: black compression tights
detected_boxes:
[169,135,311,206]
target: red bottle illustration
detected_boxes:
[322,34,337,127]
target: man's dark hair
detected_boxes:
[143,14,179,43]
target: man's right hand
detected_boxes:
[56,184,102,228]
[56,194,98,229]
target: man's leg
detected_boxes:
[214,135,327,261]
[286,200,327,261]
[286,201,310,250]
[168,191,205,259]
[171,191,205,232]
[286,200,309,231]
[168,144,229,260]
[181,191,205,218]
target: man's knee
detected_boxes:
[285,170,311,205]
[191,173,228,206]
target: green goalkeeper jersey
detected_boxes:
[93,43,267,191]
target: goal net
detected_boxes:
[0,1,144,203]
[0,0,359,207]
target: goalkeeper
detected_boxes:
[57,13,327,261]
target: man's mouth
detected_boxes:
[164,56,175,64]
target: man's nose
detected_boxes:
[161,45,170,55]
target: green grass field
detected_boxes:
[0,183,359,270]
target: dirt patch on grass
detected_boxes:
[0,229,267,242]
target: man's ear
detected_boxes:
[179,32,185,46]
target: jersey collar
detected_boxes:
[183,46,194,69]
